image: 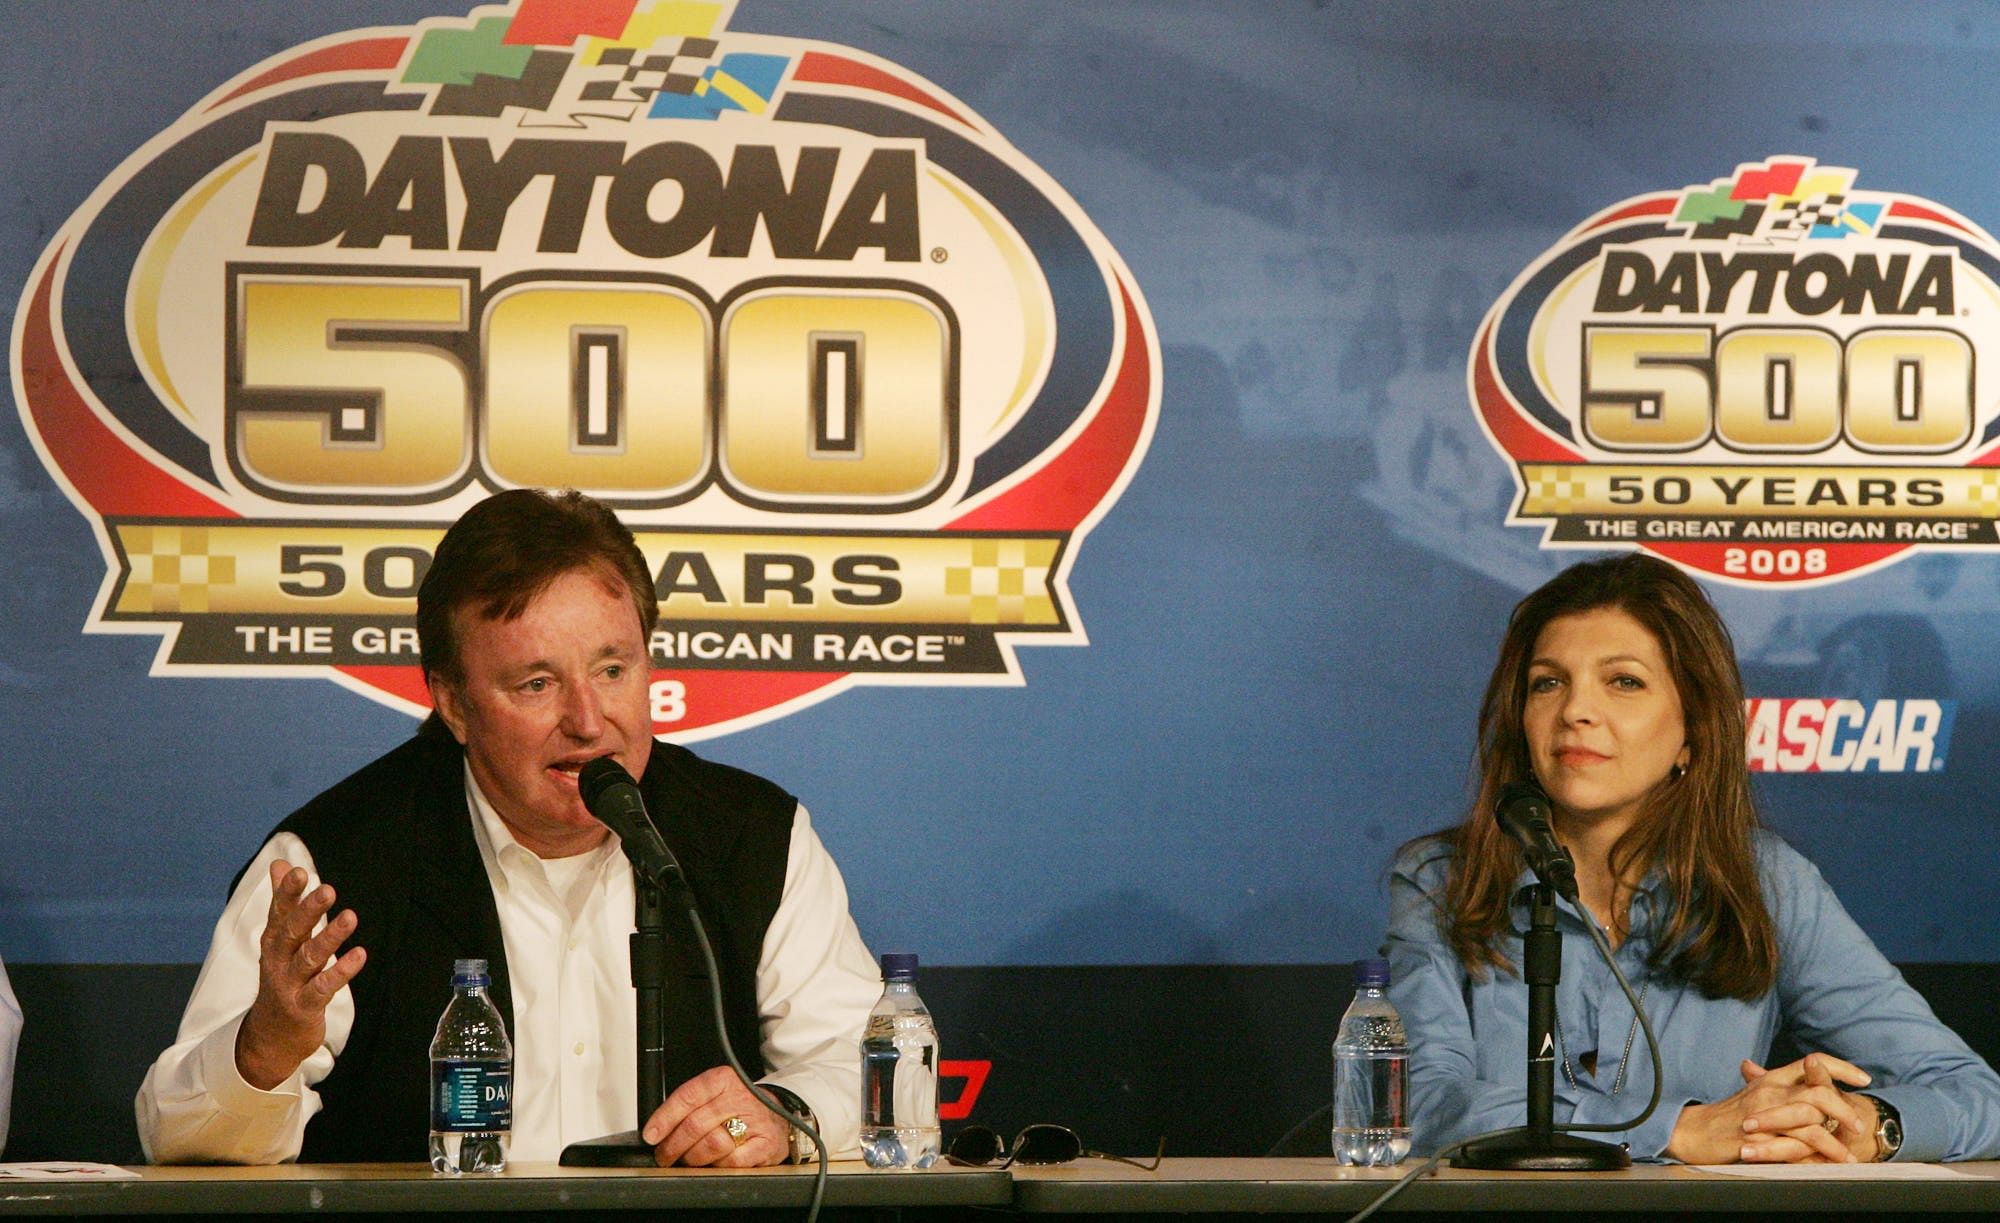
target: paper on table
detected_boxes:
[1692,1162,1982,1179]
[0,1162,141,1180]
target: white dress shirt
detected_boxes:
[136,765,880,1164]
[0,954,20,1156]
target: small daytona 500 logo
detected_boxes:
[1475,157,2000,586]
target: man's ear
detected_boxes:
[429,674,469,744]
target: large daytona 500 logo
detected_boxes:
[1474,157,2000,585]
[12,1,1158,736]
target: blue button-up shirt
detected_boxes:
[1387,832,2000,1161]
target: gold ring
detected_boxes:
[1822,1115,1841,1134]
[723,1115,750,1146]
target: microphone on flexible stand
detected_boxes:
[560,756,684,1168]
[561,758,829,1221]
[1454,779,1633,1172]
[1493,781,1578,903]
[578,757,689,898]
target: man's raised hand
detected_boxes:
[233,860,366,1090]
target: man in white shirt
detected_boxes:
[137,489,880,1166]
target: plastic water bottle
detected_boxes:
[429,958,513,1174]
[1333,956,1410,1165]
[861,952,940,1169]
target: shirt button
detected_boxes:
[573,1041,586,1056]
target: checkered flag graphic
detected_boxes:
[523,37,725,128]
[580,38,720,104]
[1772,193,1847,240]
[944,539,1060,626]
[1532,467,1589,514]
[119,526,237,614]
[1972,472,2000,517]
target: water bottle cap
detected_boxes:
[1354,957,1390,988]
[880,952,919,980]
[452,958,490,987]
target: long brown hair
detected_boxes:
[1431,554,1776,1000]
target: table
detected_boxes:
[1010,1156,2000,1216]
[0,1161,1007,1219]
[6,1158,2000,1218]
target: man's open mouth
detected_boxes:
[550,754,612,779]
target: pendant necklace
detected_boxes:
[1555,979,1650,1096]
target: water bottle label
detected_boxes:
[431,1060,513,1132]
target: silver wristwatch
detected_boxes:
[763,1085,818,1164]
[1859,1093,1903,1162]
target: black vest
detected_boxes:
[253,728,795,1162]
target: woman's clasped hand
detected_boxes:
[1666,1052,1878,1165]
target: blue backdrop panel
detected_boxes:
[1,1,1996,970]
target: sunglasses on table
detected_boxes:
[945,1123,1165,1171]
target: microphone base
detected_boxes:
[559,1130,658,1167]
[1452,1130,1631,1171]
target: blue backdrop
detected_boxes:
[2,0,1996,969]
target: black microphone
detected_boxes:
[578,757,683,889]
[1495,781,1578,902]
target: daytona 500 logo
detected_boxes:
[11,1,1159,737]
[1474,157,2000,585]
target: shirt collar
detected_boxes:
[1507,864,1673,942]
[462,762,620,891]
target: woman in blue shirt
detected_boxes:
[1388,554,2000,1163]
